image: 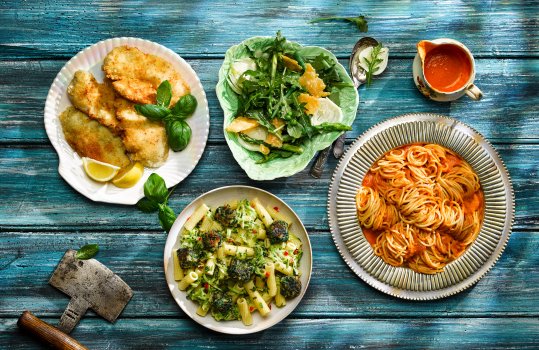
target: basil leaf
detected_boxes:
[158,204,177,232]
[166,120,192,152]
[156,80,172,107]
[144,173,168,203]
[170,94,198,118]
[134,104,170,121]
[137,197,160,213]
[75,244,99,260]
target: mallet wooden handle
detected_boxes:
[17,311,89,350]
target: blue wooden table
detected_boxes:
[1,1,538,348]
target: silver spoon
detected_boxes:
[332,36,379,158]
[310,37,379,178]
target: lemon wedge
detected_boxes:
[82,157,120,182]
[112,162,144,188]
[310,97,344,126]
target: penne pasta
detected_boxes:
[255,276,265,290]
[266,205,293,227]
[274,261,294,276]
[275,284,286,307]
[205,256,216,276]
[223,243,254,258]
[199,215,213,232]
[178,271,198,291]
[251,198,273,227]
[216,246,226,261]
[172,249,184,281]
[244,280,271,317]
[237,298,253,326]
[184,204,210,231]
[196,303,210,317]
[265,261,277,297]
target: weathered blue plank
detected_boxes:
[0,0,537,59]
[0,58,538,143]
[0,231,537,318]
[0,145,537,231]
[2,317,538,349]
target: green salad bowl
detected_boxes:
[216,36,359,180]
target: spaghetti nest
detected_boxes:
[355,144,484,274]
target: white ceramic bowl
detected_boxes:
[164,186,313,334]
[44,37,210,204]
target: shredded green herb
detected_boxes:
[309,15,368,32]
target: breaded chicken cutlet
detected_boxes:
[102,46,190,105]
[115,97,169,168]
[59,107,130,168]
[67,71,120,132]
[65,70,169,168]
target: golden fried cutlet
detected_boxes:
[67,71,120,132]
[115,98,169,168]
[59,107,130,168]
[102,46,190,106]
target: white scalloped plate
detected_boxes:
[328,113,514,300]
[44,37,210,204]
[164,186,313,334]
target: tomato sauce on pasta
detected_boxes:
[355,143,484,274]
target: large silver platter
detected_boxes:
[328,113,514,300]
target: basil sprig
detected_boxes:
[137,173,177,232]
[135,80,198,152]
[75,244,99,260]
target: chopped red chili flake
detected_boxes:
[252,229,257,234]
[284,251,289,256]
[268,303,272,310]
[250,202,255,208]
[228,238,233,243]
[293,249,299,255]
[249,306,255,312]
[197,237,202,241]
[273,206,279,212]
[265,271,270,278]
[204,283,209,290]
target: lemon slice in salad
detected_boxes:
[310,97,343,126]
[112,162,144,188]
[82,157,120,182]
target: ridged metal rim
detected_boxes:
[328,113,515,300]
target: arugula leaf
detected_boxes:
[137,197,160,213]
[156,80,172,107]
[309,15,368,32]
[158,204,177,232]
[308,53,342,85]
[134,104,170,121]
[76,244,99,260]
[144,173,168,203]
[245,110,276,134]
